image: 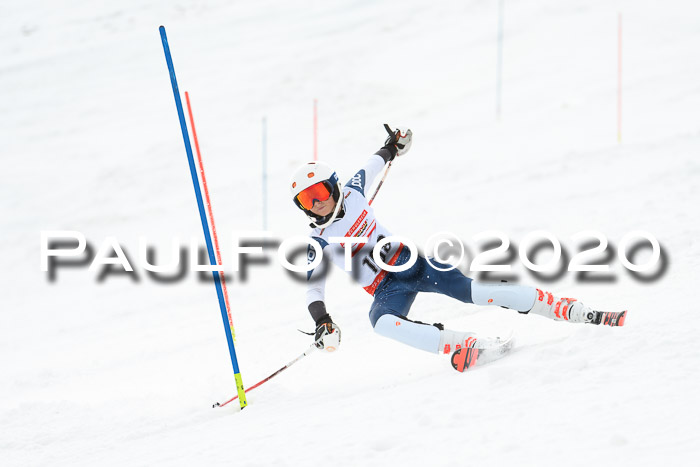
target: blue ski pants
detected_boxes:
[368,249,474,327]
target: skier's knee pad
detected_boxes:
[373,315,441,354]
[471,282,536,313]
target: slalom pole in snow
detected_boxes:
[159,26,247,409]
[214,344,317,408]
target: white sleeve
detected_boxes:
[305,237,332,307]
[345,154,387,197]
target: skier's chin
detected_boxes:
[313,204,334,217]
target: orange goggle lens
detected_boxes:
[296,181,332,210]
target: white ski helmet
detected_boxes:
[290,161,344,228]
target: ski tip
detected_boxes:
[604,309,627,327]
[212,402,220,408]
[617,310,627,327]
[594,309,628,327]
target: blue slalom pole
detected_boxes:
[159,26,247,409]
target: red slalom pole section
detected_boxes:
[313,98,318,160]
[184,91,236,340]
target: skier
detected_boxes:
[289,125,626,370]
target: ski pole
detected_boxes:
[368,160,391,206]
[368,124,398,206]
[213,344,318,408]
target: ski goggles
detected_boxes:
[295,181,333,210]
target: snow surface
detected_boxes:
[3,0,700,465]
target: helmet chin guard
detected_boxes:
[307,183,343,228]
[290,161,344,228]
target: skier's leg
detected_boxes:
[369,274,500,354]
[369,281,439,352]
[373,314,502,354]
[392,254,473,303]
[370,253,506,353]
[373,314,441,353]
[368,279,417,327]
[470,282,597,324]
[397,254,598,325]
[470,281,535,312]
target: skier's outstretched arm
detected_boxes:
[345,125,412,198]
[306,238,341,351]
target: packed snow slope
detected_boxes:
[2,0,699,465]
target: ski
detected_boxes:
[592,310,627,327]
[450,336,514,372]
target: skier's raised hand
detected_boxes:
[383,124,412,157]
